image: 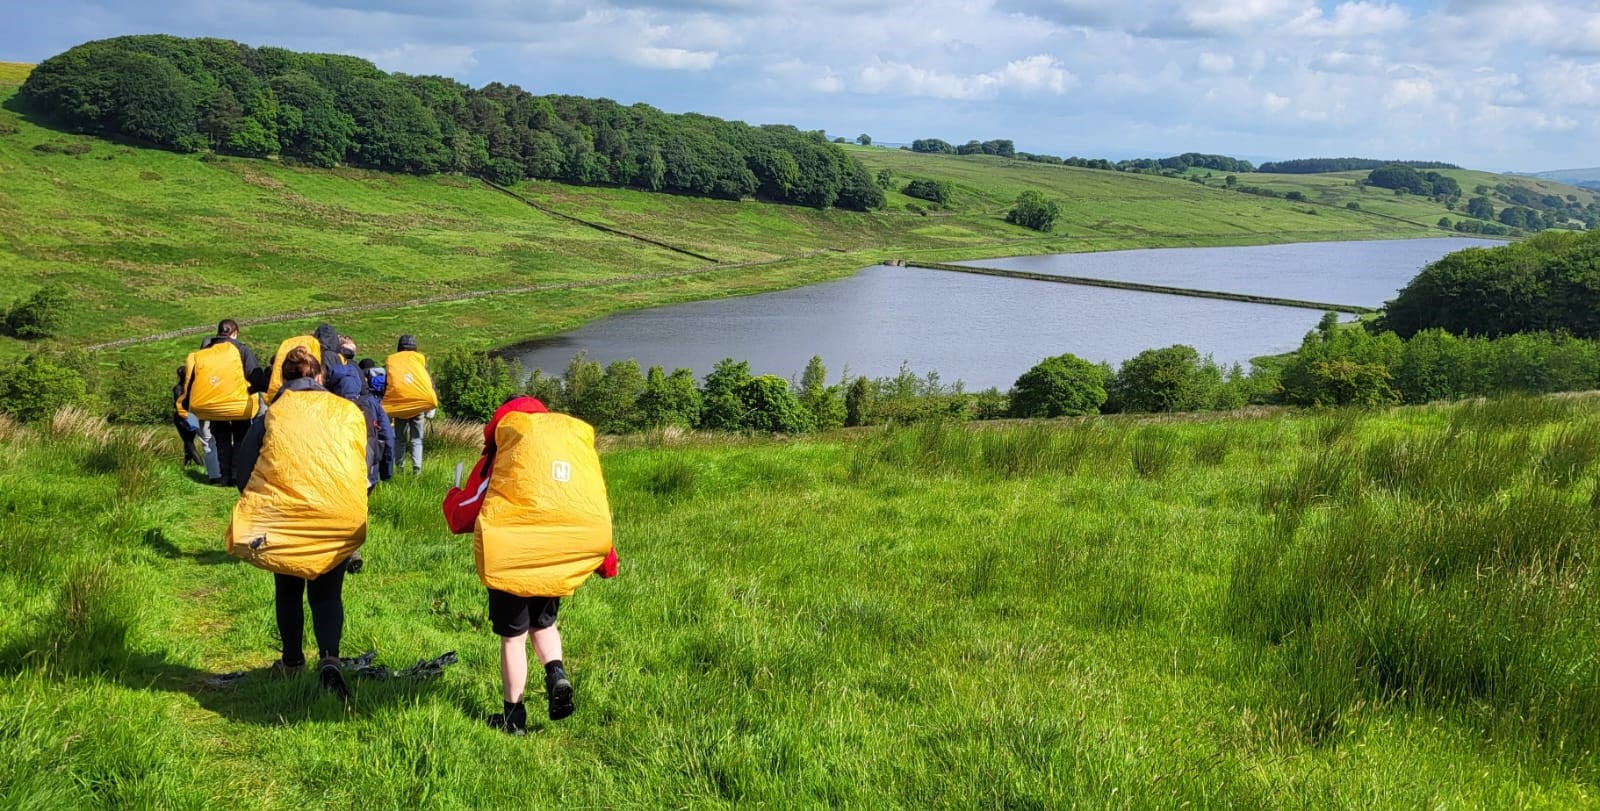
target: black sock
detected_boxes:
[545,659,564,676]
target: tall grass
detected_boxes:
[3,400,1599,806]
[1231,403,1600,757]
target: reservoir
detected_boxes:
[955,237,1504,308]
[511,238,1497,391]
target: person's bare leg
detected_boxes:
[500,631,528,704]
[531,624,563,665]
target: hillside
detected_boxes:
[1,78,1445,379]
[1530,167,1600,191]
[1182,165,1600,232]
[3,400,1599,806]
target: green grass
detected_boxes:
[3,398,1599,807]
[1181,166,1600,231]
[0,62,30,87]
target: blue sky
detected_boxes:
[6,0,1599,172]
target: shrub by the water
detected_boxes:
[433,350,520,422]
[1009,353,1105,418]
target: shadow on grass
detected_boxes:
[140,527,235,566]
[0,633,457,727]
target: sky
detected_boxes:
[5,0,1599,172]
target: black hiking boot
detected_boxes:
[546,666,574,721]
[487,703,527,736]
[317,656,349,699]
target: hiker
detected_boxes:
[358,358,396,483]
[442,396,618,733]
[228,346,372,694]
[383,334,439,474]
[179,319,265,486]
[172,366,201,466]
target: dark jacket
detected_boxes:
[355,386,394,486]
[234,378,378,492]
[200,334,267,394]
[312,323,363,401]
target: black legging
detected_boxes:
[213,419,251,484]
[274,559,348,667]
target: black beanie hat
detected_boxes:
[398,334,418,351]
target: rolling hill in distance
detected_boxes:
[2,51,1594,381]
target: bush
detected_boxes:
[0,353,91,422]
[901,179,951,205]
[434,350,520,421]
[1110,345,1222,413]
[736,375,813,433]
[587,359,645,434]
[1005,190,1060,232]
[638,366,701,429]
[484,157,523,186]
[1278,314,1402,407]
[797,356,845,431]
[105,360,174,424]
[1009,353,1105,418]
[699,358,753,431]
[4,284,72,340]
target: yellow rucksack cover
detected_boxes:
[382,350,439,420]
[180,342,259,421]
[475,412,614,597]
[266,335,321,401]
[226,390,369,579]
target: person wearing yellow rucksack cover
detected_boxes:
[228,346,373,696]
[383,334,438,474]
[178,319,266,486]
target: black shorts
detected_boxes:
[487,589,560,637]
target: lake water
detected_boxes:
[510,238,1498,391]
[956,237,1505,308]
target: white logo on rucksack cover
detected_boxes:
[551,461,571,483]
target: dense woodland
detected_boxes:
[1258,157,1461,173]
[16,35,884,209]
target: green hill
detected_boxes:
[2,68,1594,380]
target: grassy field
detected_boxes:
[2,398,1598,807]
[0,77,1463,379]
[1181,166,1600,231]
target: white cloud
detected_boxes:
[632,46,718,70]
[1183,0,1310,36]
[1384,77,1436,108]
[854,54,1075,100]
[357,43,478,75]
[1263,91,1290,112]
[1286,2,1409,38]
[1197,52,1233,73]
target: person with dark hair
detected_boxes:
[229,346,372,695]
[179,318,265,485]
[172,366,201,466]
[313,324,364,402]
[358,358,396,484]
[383,334,439,474]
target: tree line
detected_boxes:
[1258,157,1461,174]
[17,35,884,210]
[906,139,1252,174]
[1376,230,1600,339]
